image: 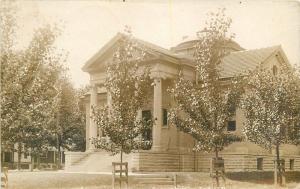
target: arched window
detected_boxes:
[272,65,278,75]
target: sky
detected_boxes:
[14,0,300,88]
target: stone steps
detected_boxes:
[65,151,132,172]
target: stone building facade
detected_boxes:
[65,33,300,172]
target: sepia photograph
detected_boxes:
[1,0,300,188]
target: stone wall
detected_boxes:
[131,151,300,173]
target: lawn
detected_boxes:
[6,171,300,189]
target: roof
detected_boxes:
[82,33,288,78]
[219,46,281,78]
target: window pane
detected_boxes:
[163,109,168,126]
[227,121,236,131]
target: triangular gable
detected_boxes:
[82,33,183,73]
[256,45,291,70]
[82,33,123,72]
[219,45,291,78]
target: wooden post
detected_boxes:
[112,162,128,189]
[173,173,177,189]
[112,163,115,189]
[210,157,225,188]
[1,167,8,189]
[279,159,286,186]
[274,160,278,187]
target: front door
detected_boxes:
[142,110,152,141]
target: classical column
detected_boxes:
[103,91,112,139]
[85,102,90,150]
[89,85,98,150]
[152,77,162,151]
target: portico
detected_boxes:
[86,74,175,152]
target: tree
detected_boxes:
[92,29,152,164]
[1,1,65,169]
[288,68,300,146]
[168,9,242,186]
[0,1,18,164]
[48,77,86,168]
[240,66,300,186]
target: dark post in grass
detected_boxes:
[210,157,226,188]
[274,159,286,187]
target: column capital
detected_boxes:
[153,77,162,84]
[90,82,104,89]
[151,71,168,80]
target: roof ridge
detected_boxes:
[229,45,281,54]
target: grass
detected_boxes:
[6,171,300,189]
[226,171,300,184]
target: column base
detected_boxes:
[87,147,97,153]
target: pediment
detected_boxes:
[82,33,179,73]
[260,46,291,71]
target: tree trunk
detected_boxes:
[120,147,123,189]
[30,152,34,172]
[17,142,22,170]
[57,134,61,169]
[215,147,220,187]
[275,143,282,186]
[37,153,40,170]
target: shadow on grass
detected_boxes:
[226,171,300,185]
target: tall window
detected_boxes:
[163,109,168,126]
[257,158,263,170]
[4,152,13,163]
[290,159,295,170]
[229,105,236,115]
[272,65,278,75]
[227,121,236,131]
[24,152,28,159]
[142,110,152,141]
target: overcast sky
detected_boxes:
[15,0,300,88]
